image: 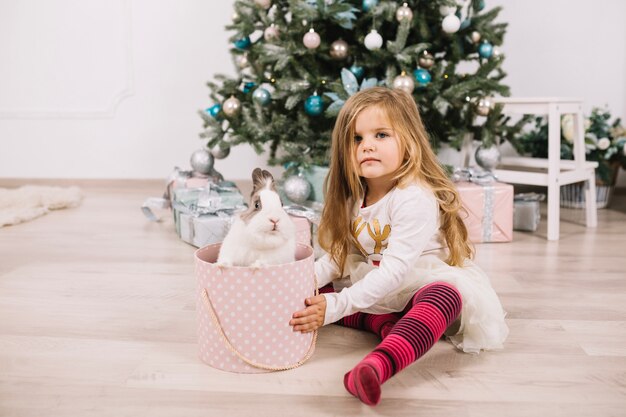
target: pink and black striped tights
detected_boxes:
[320,282,462,406]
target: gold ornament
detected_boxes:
[330,39,349,60]
[395,3,413,22]
[475,98,492,116]
[470,31,481,44]
[418,51,435,69]
[223,96,241,117]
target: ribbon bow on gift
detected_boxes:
[451,167,498,185]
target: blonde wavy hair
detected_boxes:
[318,86,473,271]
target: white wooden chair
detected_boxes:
[492,97,598,241]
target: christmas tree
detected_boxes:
[199,0,517,170]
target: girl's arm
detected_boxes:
[322,187,439,325]
[314,253,341,288]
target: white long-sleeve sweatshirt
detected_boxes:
[315,183,445,325]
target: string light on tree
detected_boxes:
[364,29,383,50]
[303,28,321,49]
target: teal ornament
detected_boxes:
[478,42,493,58]
[460,18,471,30]
[304,95,323,116]
[252,88,271,106]
[243,82,256,94]
[234,36,251,50]
[362,0,378,12]
[478,0,486,11]
[413,68,432,86]
[206,104,221,119]
[349,64,364,81]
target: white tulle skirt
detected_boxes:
[341,252,509,354]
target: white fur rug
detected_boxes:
[0,185,83,227]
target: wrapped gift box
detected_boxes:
[455,181,513,243]
[178,212,312,249]
[513,193,545,232]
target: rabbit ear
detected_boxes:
[251,168,276,194]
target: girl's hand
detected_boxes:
[289,295,326,333]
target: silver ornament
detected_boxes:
[190,148,215,175]
[392,72,415,94]
[330,39,349,60]
[395,3,413,22]
[284,175,312,203]
[475,97,492,116]
[492,46,502,58]
[210,143,230,159]
[264,24,280,42]
[222,96,241,117]
[418,52,435,69]
[470,31,481,44]
[475,144,501,171]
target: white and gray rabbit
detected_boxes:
[217,168,296,267]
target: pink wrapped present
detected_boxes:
[455,181,513,243]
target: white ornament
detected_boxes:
[210,143,231,159]
[392,73,415,94]
[303,28,321,49]
[492,46,502,58]
[364,29,383,50]
[439,5,457,16]
[442,14,461,33]
[597,137,611,150]
[470,31,481,44]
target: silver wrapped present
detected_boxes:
[513,193,545,232]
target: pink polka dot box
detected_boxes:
[194,243,317,373]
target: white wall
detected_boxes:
[1,0,625,184]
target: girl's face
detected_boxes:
[353,105,402,184]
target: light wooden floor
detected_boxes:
[1,179,625,417]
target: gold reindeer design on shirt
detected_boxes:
[352,216,391,258]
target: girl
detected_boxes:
[289,87,509,406]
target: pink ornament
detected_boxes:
[303,28,321,49]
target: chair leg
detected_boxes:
[585,171,598,228]
[547,182,560,241]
